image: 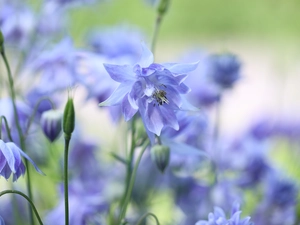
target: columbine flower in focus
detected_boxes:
[0,140,43,181]
[195,205,253,225]
[99,43,198,141]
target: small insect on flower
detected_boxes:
[152,88,169,106]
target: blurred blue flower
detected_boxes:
[0,216,4,225]
[40,109,62,142]
[88,25,144,60]
[31,37,77,93]
[99,43,198,140]
[0,2,35,49]
[207,53,241,89]
[0,140,43,181]
[195,205,253,225]
[45,180,108,225]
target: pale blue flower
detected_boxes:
[99,43,198,141]
[0,140,44,181]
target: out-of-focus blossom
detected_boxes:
[253,174,297,225]
[45,180,108,225]
[31,37,77,93]
[0,140,43,181]
[0,98,32,144]
[99,43,198,142]
[0,216,4,225]
[40,109,62,142]
[195,204,253,225]
[88,25,144,60]
[207,53,241,89]
[44,0,103,8]
[0,3,35,49]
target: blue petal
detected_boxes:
[160,106,179,131]
[18,148,45,175]
[162,61,199,74]
[103,64,135,82]
[6,142,22,172]
[0,164,12,179]
[0,151,6,172]
[161,137,209,157]
[0,140,16,173]
[139,101,163,136]
[180,96,199,111]
[13,161,26,182]
[122,94,138,121]
[99,83,132,106]
[137,42,153,68]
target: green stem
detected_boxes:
[0,190,44,225]
[24,97,55,138]
[136,212,160,225]
[0,116,13,141]
[1,49,35,225]
[118,140,150,223]
[64,137,71,225]
[151,15,163,54]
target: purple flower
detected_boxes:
[0,216,4,225]
[207,53,241,89]
[195,205,253,225]
[99,43,198,141]
[0,140,43,181]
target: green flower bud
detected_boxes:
[151,144,170,173]
[157,0,170,16]
[63,97,75,140]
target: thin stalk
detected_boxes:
[64,137,71,225]
[151,15,162,54]
[136,212,160,225]
[0,190,44,225]
[1,49,35,225]
[118,140,150,223]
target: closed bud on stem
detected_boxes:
[157,0,170,16]
[40,109,62,142]
[0,30,4,53]
[63,97,75,140]
[151,144,170,173]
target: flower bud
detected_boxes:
[157,0,170,16]
[151,144,170,173]
[63,97,75,140]
[40,110,62,142]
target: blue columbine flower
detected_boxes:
[99,43,198,141]
[0,140,43,181]
[195,205,253,225]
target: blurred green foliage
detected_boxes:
[69,0,300,42]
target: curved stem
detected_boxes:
[136,212,160,225]
[0,190,44,225]
[118,139,150,223]
[24,97,55,138]
[64,137,71,225]
[1,49,35,225]
[0,116,13,141]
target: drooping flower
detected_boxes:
[195,204,253,225]
[0,140,44,181]
[99,43,198,141]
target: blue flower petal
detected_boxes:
[0,140,16,173]
[6,142,22,172]
[0,151,6,172]
[0,164,12,179]
[162,61,199,74]
[137,42,153,68]
[122,94,138,121]
[160,106,179,131]
[99,83,132,106]
[103,64,135,82]
[13,161,26,182]
[18,148,45,175]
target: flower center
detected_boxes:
[152,87,169,106]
